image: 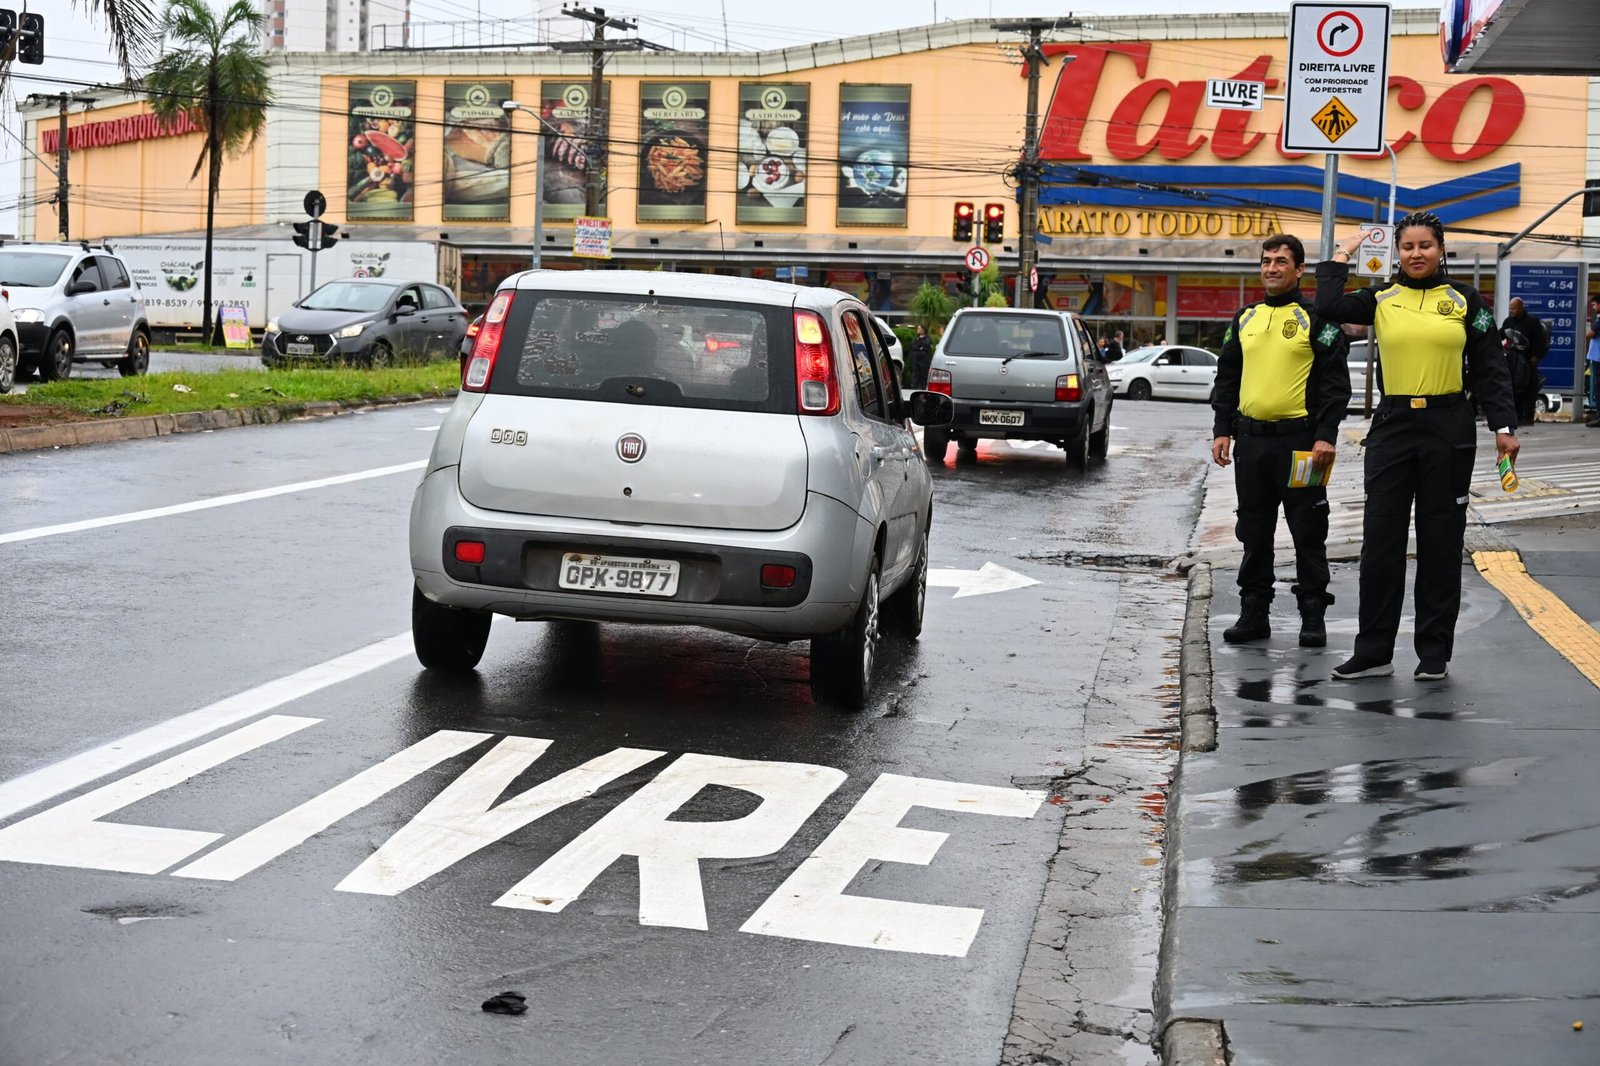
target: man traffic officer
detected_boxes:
[1212,234,1353,647]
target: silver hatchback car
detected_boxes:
[409,271,953,707]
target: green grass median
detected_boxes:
[1,363,462,418]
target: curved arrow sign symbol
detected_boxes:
[927,562,1040,599]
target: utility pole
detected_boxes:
[562,5,637,218]
[994,17,1079,309]
[56,94,69,241]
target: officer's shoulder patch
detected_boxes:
[1317,323,1339,347]
[1472,307,1493,332]
[1223,325,1234,345]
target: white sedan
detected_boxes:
[1107,345,1218,402]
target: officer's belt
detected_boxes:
[1233,414,1313,436]
[1379,392,1467,411]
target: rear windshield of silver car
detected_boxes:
[943,313,1072,360]
[490,293,795,414]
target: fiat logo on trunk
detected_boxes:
[616,433,646,463]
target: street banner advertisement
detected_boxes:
[443,81,512,221]
[540,80,610,222]
[737,83,809,225]
[219,302,251,349]
[637,82,709,223]
[837,85,910,226]
[347,81,416,220]
[574,216,613,259]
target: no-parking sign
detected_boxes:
[1284,3,1391,154]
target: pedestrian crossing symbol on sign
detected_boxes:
[1311,97,1357,142]
[1365,256,1384,273]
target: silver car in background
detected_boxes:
[409,272,953,708]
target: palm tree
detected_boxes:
[145,0,271,343]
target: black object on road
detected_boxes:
[481,991,528,1015]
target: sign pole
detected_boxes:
[1319,153,1340,261]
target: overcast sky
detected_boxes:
[3,0,1311,236]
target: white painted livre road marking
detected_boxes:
[0,633,415,823]
[0,460,426,545]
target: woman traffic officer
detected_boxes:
[1315,211,1519,681]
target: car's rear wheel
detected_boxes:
[1065,415,1091,470]
[810,553,881,710]
[1088,410,1111,459]
[412,585,491,672]
[923,426,949,462]
[119,330,150,377]
[885,528,928,639]
[0,335,15,394]
[1127,378,1152,401]
[42,329,73,382]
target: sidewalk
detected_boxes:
[1161,426,1600,1064]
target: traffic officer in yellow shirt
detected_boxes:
[1212,234,1352,647]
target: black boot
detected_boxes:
[1294,586,1333,648]
[1224,593,1272,644]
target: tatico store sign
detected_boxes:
[40,110,202,154]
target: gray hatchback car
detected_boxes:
[924,307,1113,468]
[409,272,953,707]
[263,278,467,367]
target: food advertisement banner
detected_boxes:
[443,82,512,221]
[637,82,708,223]
[737,83,808,225]
[347,81,416,220]
[836,85,910,227]
[540,81,609,222]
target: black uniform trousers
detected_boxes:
[1354,397,1476,664]
[1232,424,1330,601]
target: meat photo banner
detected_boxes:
[836,85,910,227]
[539,80,610,222]
[443,82,512,222]
[737,83,809,226]
[637,82,709,223]
[347,81,416,220]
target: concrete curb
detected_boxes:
[1178,562,1216,754]
[0,392,454,455]
[1161,1020,1228,1066]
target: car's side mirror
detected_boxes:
[908,390,954,428]
[67,280,96,296]
[395,304,417,317]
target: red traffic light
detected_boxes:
[952,201,975,242]
[984,204,1003,220]
[956,202,974,218]
[983,203,1006,242]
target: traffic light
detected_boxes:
[291,220,313,250]
[0,11,16,58]
[1584,179,1600,219]
[952,201,974,242]
[17,11,43,65]
[318,221,340,250]
[983,203,1005,244]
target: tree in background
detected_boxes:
[910,281,955,336]
[145,0,271,343]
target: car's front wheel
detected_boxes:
[367,340,394,369]
[0,335,15,394]
[412,585,491,672]
[1127,378,1152,401]
[119,330,150,377]
[42,329,73,382]
[885,528,928,639]
[810,553,881,710]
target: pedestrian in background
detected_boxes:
[911,323,934,388]
[1586,294,1600,427]
[1104,331,1124,363]
[1318,212,1519,681]
[1500,297,1547,424]
[1212,233,1351,647]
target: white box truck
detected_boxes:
[110,237,462,332]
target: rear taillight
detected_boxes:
[927,368,953,396]
[760,564,797,589]
[454,540,486,564]
[793,310,839,415]
[463,291,514,392]
[1055,373,1081,402]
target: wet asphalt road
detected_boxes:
[0,397,1214,1065]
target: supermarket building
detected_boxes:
[16,8,1600,350]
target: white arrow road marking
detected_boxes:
[0,633,415,822]
[927,562,1040,599]
[0,461,426,545]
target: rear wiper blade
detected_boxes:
[999,351,1059,366]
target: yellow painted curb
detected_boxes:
[1472,550,1600,690]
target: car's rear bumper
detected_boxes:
[946,398,1091,439]
[409,467,870,638]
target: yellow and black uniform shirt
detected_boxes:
[1313,262,1517,431]
[1211,290,1352,441]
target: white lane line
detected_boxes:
[0,633,415,823]
[415,426,440,432]
[0,460,426,545]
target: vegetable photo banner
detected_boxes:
[347,81,416,220]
